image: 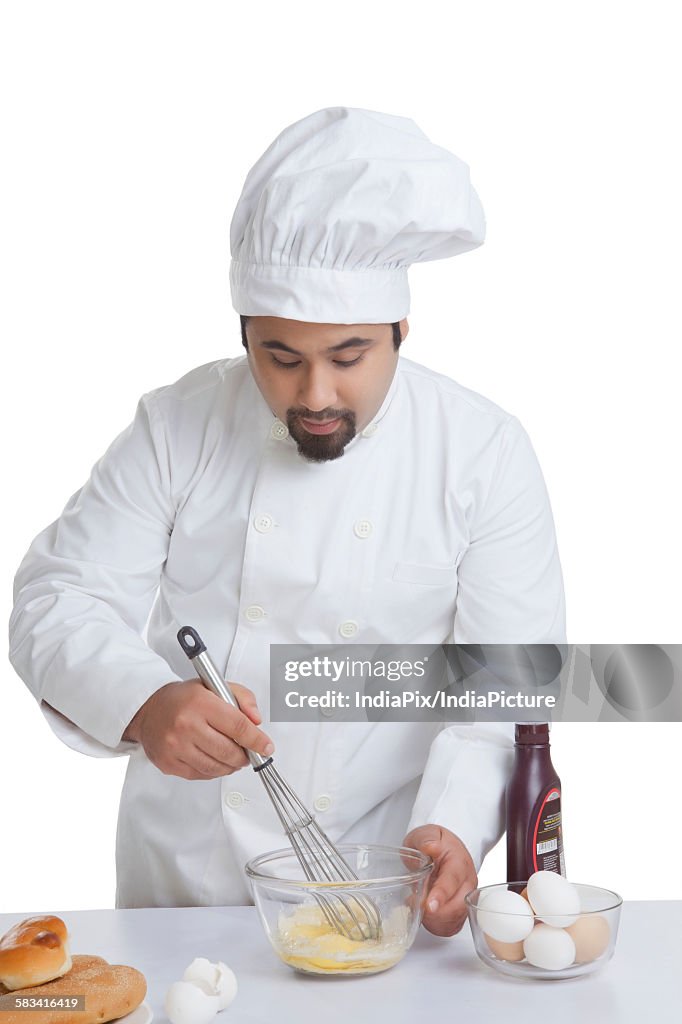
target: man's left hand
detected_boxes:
[403,824,477,936]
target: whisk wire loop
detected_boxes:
[260,762,382,941]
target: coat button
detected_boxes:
[353,519,373,539]
[361,423,378,438]
[271,420,289,440]
[254,513,274,533]
[339,620,359,639]
[245,604,266,623]
[225,791,245,808]
[313,795,332,812]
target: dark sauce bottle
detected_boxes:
[506,723,565,887]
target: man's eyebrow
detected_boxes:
[259,337,375,355]
[328,337,375,353]
[260,340,302,354]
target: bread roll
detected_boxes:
[0,916,71,990]
[0,953,147,1024]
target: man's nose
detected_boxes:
[297,364,338,412]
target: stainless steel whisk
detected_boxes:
[177,626,382,942]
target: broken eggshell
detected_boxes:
[164,981,221,1024]
[182,958,238,1010]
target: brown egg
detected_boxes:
[520,887,530,903]
[565,914,610,962]
[484,933,526,962]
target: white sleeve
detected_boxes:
[406,723,515,871]
[453,416,566,644]
[407,417,566,867]
[8,393,180,756]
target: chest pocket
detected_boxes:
[360,555,463,643]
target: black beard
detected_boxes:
[286,408,357,463]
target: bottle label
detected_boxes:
[532,787,564,874]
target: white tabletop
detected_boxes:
[1,903,680,1024]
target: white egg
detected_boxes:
[164,981,221,1024]
[182,959,238,1010]
[526,871,580,928]
[523,923,576,970]
[476,889,534,943]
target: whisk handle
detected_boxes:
[177,626,270,770]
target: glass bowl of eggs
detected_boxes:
[245,843,433,976]
[465,872,622,980]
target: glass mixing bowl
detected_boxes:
[245,843,433,976]
[465,881,623,980]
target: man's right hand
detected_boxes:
[122,679,274,780]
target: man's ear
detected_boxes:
[399,318,409,342]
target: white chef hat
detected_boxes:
[229,106,485,324]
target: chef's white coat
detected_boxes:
[9,355,565,908]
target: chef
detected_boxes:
[9,107,565,936]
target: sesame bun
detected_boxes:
[0,954,147,1024]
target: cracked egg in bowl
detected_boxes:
[245,843,433,976]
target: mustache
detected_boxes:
[289,407,354,422]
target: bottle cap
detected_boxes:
[515,722,550,744]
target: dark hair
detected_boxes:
[240,315,402,350]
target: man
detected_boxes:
[9,107,565,934]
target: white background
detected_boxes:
[1,1,680,913]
